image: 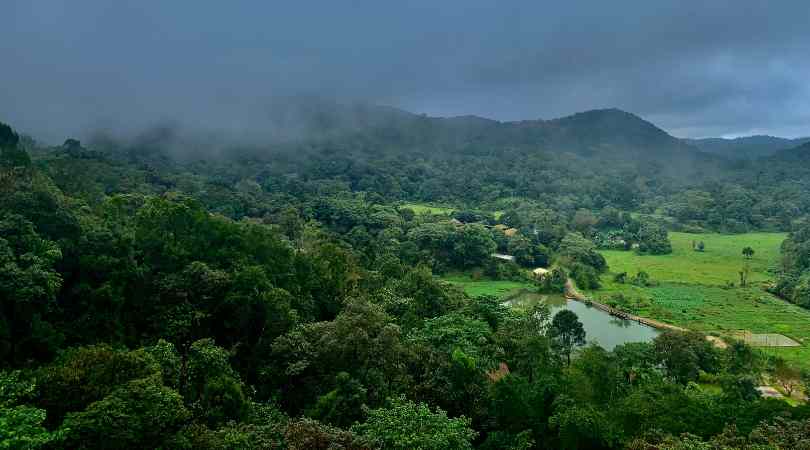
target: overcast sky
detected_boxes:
[3,1,809,143]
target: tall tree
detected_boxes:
[548,310,586,366]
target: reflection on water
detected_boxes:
[504,290,660,350]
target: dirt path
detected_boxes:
[563,278,727,349]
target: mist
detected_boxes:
[3,1,809,144]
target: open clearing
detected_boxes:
[592,232,810,369]
[399,203,455,215]
[440,273,530,297]
[441,232,810,369]
[601,232,785,286]
[731,331,800,347]
[399,202,504,219]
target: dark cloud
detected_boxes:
[2,1,809,143]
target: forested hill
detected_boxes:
[294,103,710,165]
[4,112,810,449]
[685,135,810,159]
[768,140,810,162]
[14,101,810,233]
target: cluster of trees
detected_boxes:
[775,225,810,308]
[589,208,672,255]
[3,119,810,448]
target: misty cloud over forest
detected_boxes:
[3,1,809,143]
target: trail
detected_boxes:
[563,278,727,349]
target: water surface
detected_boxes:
[506,291,660,350]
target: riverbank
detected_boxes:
[565,278,728,348]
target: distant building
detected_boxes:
[491,253,515,262]
[532,267,550,278]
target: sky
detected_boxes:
[2,1,809,143]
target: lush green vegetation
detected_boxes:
[591,232,810,369]
[441,274,532,298]
[4,109,810,450]
[601,232,784,286]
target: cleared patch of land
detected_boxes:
[399,203,455,215]
[601,232,784,286]
[399,202,503,219]
[440,273,530,297]
[592,232,810,369]
[732,332,800,347]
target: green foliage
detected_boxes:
[742,246,755,259]
[549,397,622,449]
[284,418,372,450]
[630,270,655,287]
[570,262,602,289]
[408,313,493,358]
[0,122,20,149]
[0,214,63,364]
[307,372,367,428]
[271,300,406,413]
[653,331,718,384]
[36,345,162,425]
[558,232,608,272]
[542,267,568,293]
[351,396,477,450]
[549,310,587,366]
[3,118,810,450]
[60,378,190,449]
[0,122,29,168]
[0,371,61,450]
[635,222,672,255]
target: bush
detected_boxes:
[635,222,672,255]
[570,263,601,290]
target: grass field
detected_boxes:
[440,273,531,297]
[400,203,455,215]
[399,202,504,219]
[601,232,785,286]
[590,231,810,369]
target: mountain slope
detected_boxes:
[685,135,810,159]
[317,105,708,163]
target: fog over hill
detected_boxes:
[685,135,810,159]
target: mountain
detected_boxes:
[768,140,810,162]
[329,106,716,177]
[533,108,702,159]
[685,135,810,159]
[311,104,706,161]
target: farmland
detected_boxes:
[600,231,785,286]
[590,232,810,368]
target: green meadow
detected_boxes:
[440,273,531,297]
[399,203,455,215]
[591,231,810,368]
[399,202,504,219]
[601,231,784,286]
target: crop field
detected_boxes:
[591,232,810,368]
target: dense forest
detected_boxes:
[3,105,810,450]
